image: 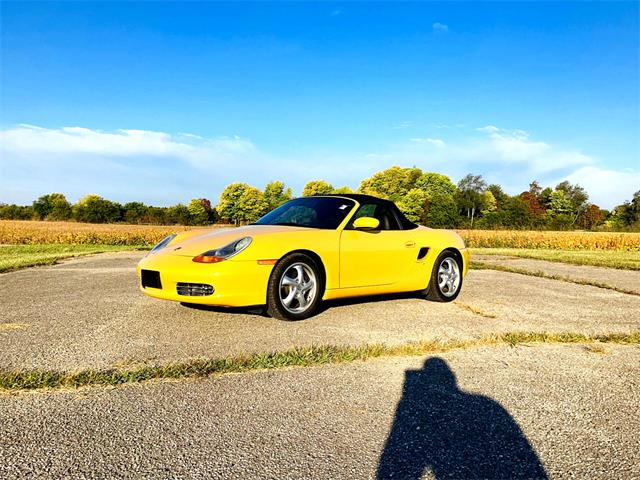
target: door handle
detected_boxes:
[405,241,416,248]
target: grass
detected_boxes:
[470,261,639,296]
[1,331,637,392]
[454,301,497,319]
[471,248,640,270]
[0,244,143,273]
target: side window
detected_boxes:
[350,202,401,230]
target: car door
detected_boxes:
[339,201,417,288]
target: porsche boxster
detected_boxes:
[137,194,469,320]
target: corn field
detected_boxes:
[457,229,640,251]
[0,221,217,246]
[1,220,639,250]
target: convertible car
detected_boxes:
[137,194,469,320]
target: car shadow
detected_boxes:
[377,357,548,480]
[180,291,425,318]
[179,302,268,317]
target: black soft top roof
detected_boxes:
[318,194,418,230]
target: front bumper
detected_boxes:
[136,252,274,307]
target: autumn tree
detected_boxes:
[520,191,545,218]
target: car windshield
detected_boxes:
[254,197,356,229]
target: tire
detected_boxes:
[266,253,324,321]
[424,251,463,302]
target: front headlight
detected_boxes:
[192,237,252,263]
[149,234,177,254]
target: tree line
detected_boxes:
[1,167,639,230]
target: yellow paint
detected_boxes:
[137,198,469,307]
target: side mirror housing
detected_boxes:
[353,216,380,230]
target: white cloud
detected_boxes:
[381,125,629,207]
[410,138,445,147]
[432,22,448,32]
[394,121,413,129]
[0,124,634,209]
[0,124,255,169]
[564,166,640,208]
[476,125,500,134]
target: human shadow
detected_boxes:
[377,358,547,480]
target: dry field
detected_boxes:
[1,220,639,250]
[0,220,216,246]
[457,229,640,251]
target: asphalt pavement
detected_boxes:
[1,343,638,479]
[1,252,639,370]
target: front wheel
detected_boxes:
[266,253,324,320]
[424,251,463,302]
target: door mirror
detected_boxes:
[352,216,380,230]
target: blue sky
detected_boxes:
[1,1,638,208]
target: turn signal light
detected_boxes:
[192,255,225,263]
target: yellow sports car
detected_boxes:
[137,194,469,320]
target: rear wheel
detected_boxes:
[267,253,324,320]
[425,251,463,302]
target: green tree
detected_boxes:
[217,182,252,224]
[425,193,460,228]
[396,189,427,223]
[456,174,487,228]
[0,204,34,220]
[610,191,640,229]
[528,180,542,198]
[72,194,121,223]
[302,180,334,197]
[477,196,533,229]
[237,187,269,223]
[487,184,507,208]
[332,186,354,194]
[263,181,293,210]
[547,189,573,215]
[144,206,167,225]
[122,202,148,224]
[358,166,421,201]
[188,199,209,225]
[539,187,553,210]
[165,204,191,225]
[415,172,457,198]
[480,190,497,215]
[32,193,71,220]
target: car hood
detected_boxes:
[164,224,313,257]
